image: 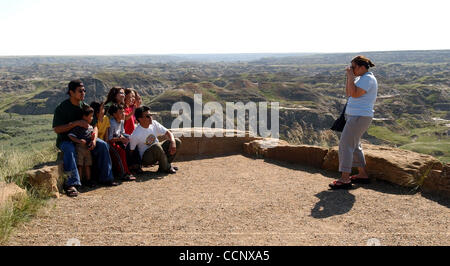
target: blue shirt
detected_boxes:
[108,118,125,141]
[346,72,378,117]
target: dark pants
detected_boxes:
[60,139,114,187]
[126,144,142,169]
[142,138,182,171]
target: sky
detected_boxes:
[0,0,449,56]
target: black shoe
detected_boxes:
[173,166,179,171]
[158,167,177,174]
[168,167,177,174]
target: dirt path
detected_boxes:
[6,155,450,246]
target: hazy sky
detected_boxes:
[0,0,449,55]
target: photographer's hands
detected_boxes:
[346,66,355,79]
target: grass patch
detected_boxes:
[0,113,56,154]
[0,145,56,244]
[0,147,58,182]
[0,112,58,244]
[400,141,450,163]
[369,118,450,163]
[367,125,411,146]
[0,189,48,244]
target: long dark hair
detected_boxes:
[104,86,124,106]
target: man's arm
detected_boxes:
[129,133,138,156]
[68,135,86,145]
[164,130,177,155]
[53,120,89,134]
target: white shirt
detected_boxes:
[129,121,168,158]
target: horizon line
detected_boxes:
[0,48,449,57]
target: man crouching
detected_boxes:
[129,106,181,174]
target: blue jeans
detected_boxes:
[59,139,114,187]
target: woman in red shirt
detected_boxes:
[124,88,141,135]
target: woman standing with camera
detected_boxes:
[329,55,378,189]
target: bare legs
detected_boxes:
[78,165,91,183]
[339,166,369,183]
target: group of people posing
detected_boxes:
[53,80,181,197]
[53,55,377,196]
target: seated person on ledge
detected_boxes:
[107,103,136,181]
[129,106,181,174]
[67,105,96,188]
[53,79,118,197]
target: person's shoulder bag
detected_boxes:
[330,100,348,132]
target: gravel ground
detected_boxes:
[5,155,450,246]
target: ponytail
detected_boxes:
[352,55,375,69]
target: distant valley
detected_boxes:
[0,50,449,162]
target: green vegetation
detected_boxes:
[401,142,450,163]
[0,145,56,243]
[0,189,48,244]
[0,80,57,112]
[0,50,449,243]
[0,113,57,243]
[0,113,56,153]
[367,119,450,163]
[367,126,411,146]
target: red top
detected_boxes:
[124,106,136,135]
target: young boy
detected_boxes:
[107,103,136,181]
[68,105,96,187]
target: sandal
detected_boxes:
[65,186,79,197]
[122,174,136,181]
[350,175,371,184]
[329,180,353,190]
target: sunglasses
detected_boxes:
[77,89,86,93]
[145,115,152,118]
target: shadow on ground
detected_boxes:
[311,190,355,218]
[76,168,172,193]
[135,170,169,182]
[254,156,449,208]
[421,192,450,208]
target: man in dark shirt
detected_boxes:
[53,79,117,197]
